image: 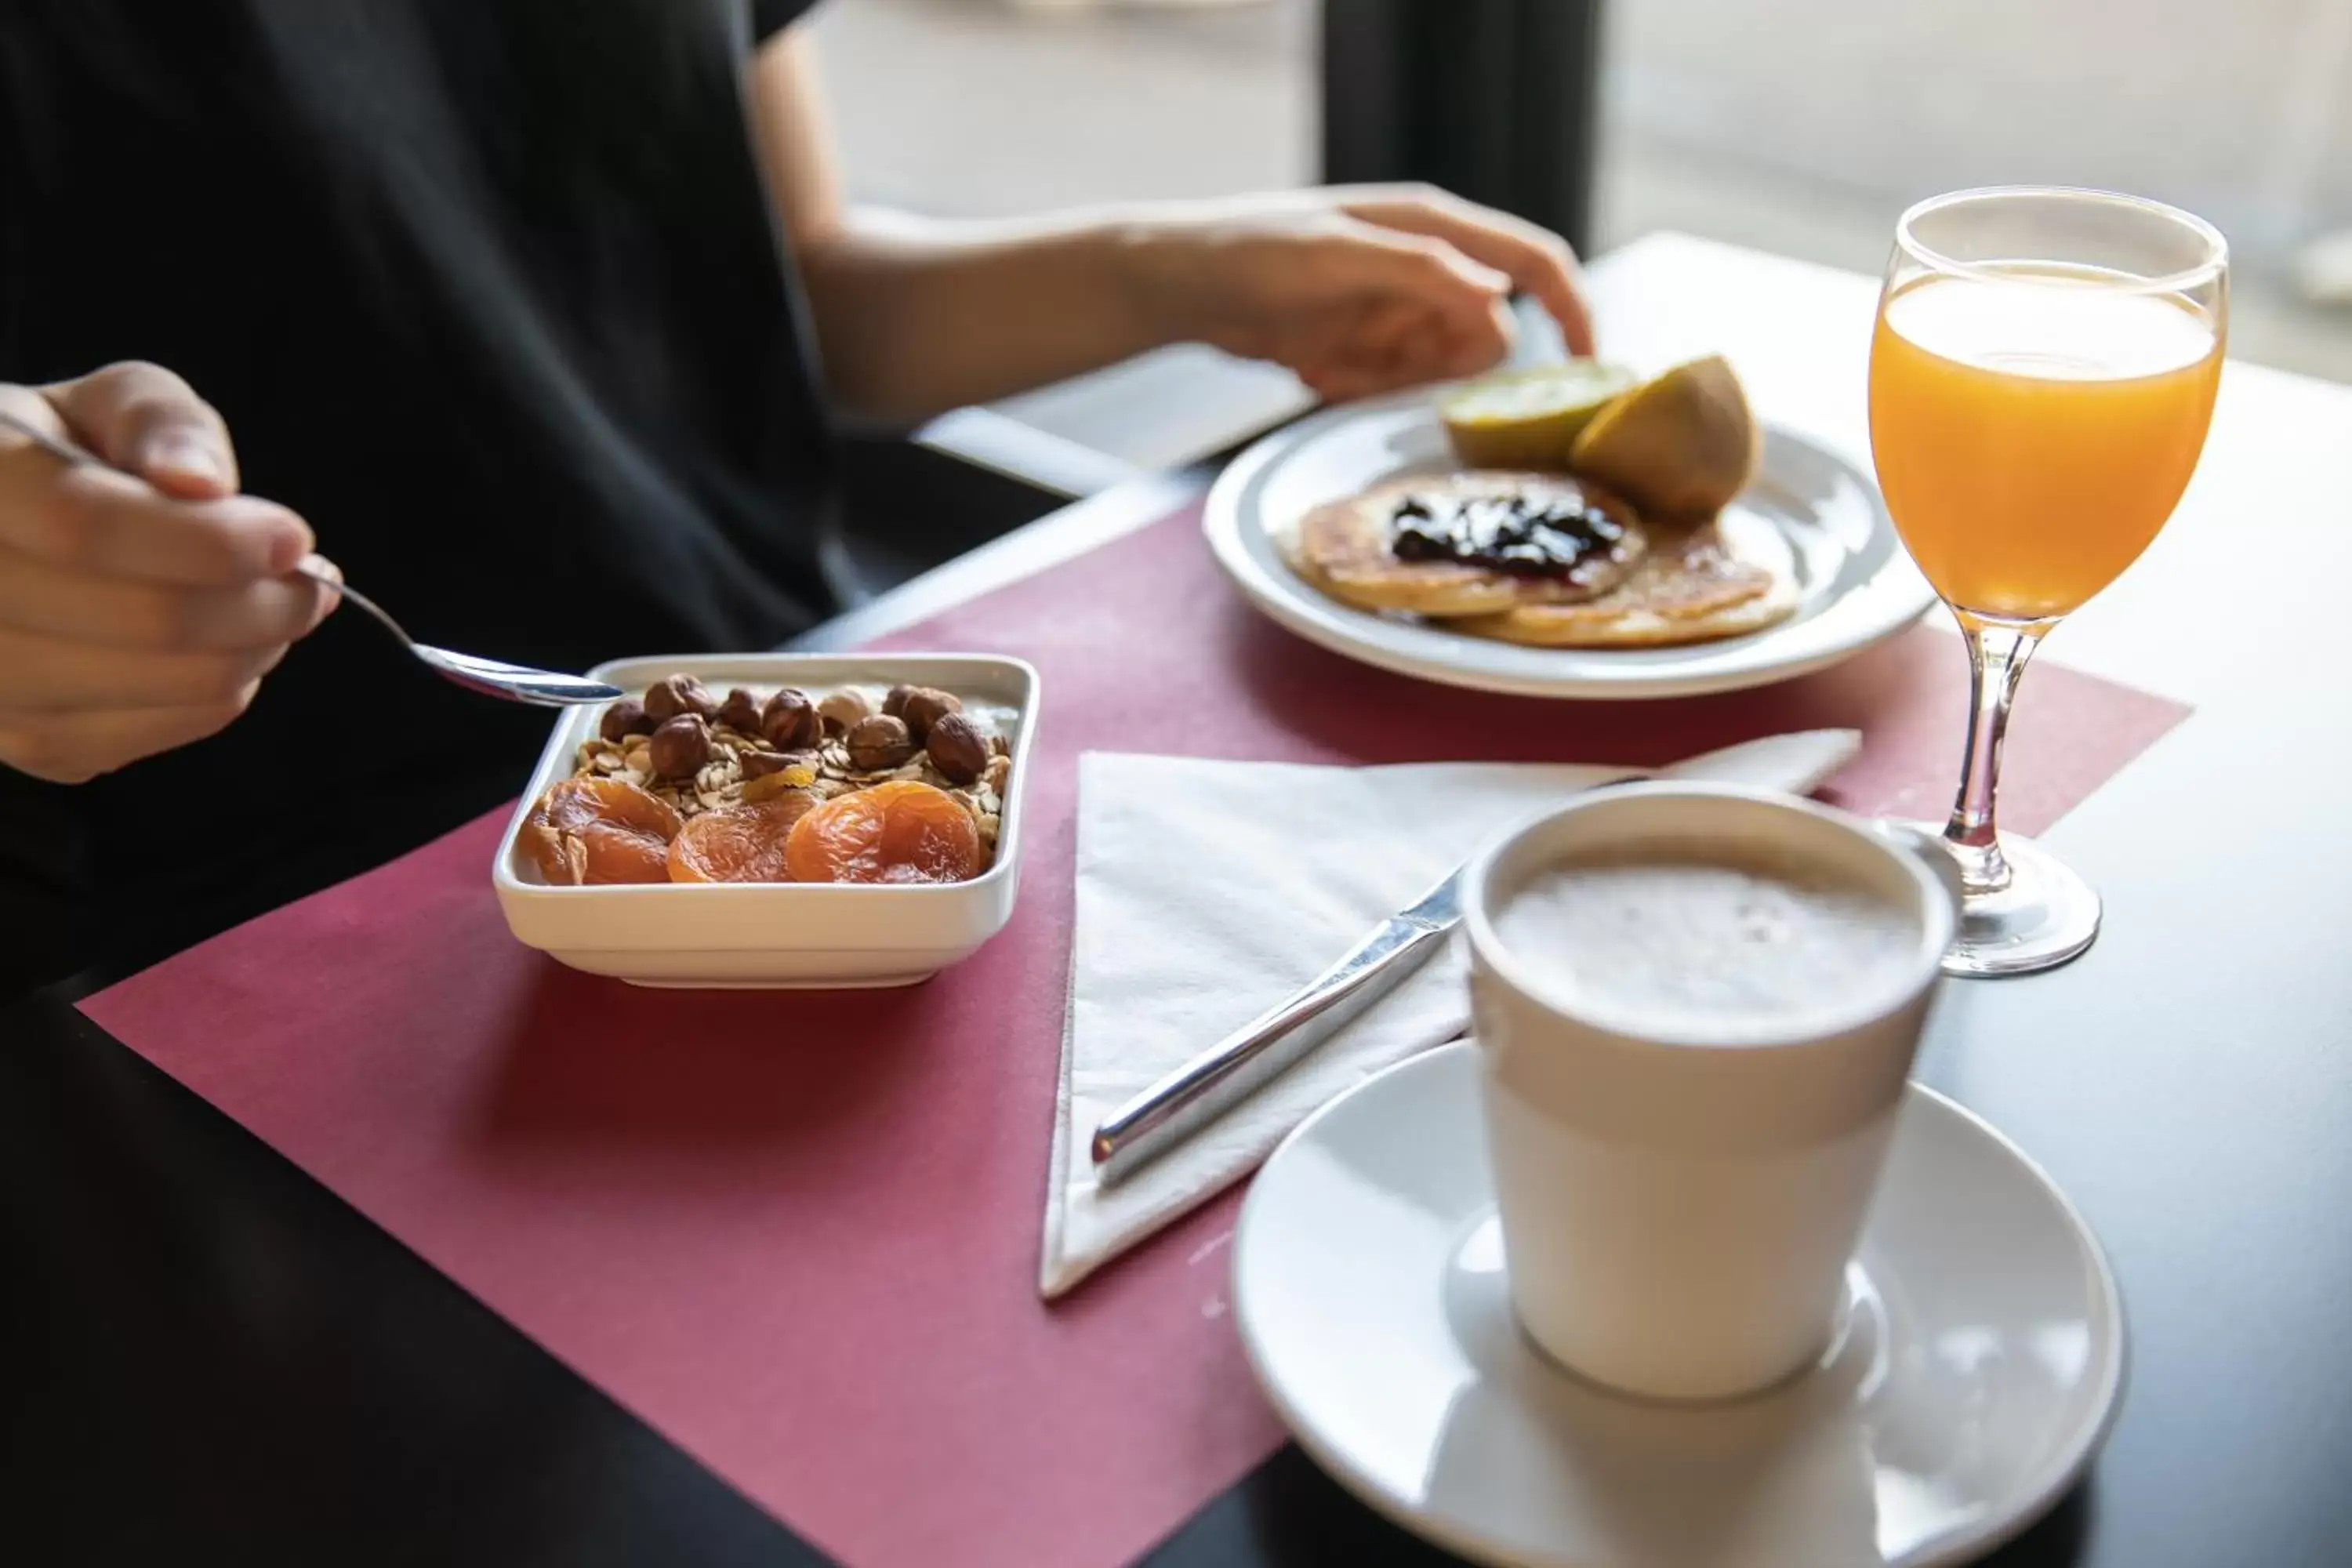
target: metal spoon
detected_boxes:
[296,583,624,706]
[0,409,621,708]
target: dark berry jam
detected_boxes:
[1389,488,1630,579]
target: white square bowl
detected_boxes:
[492,652,1040,989]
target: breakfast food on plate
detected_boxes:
[1287,353,1794,650]
[1436,362,1639,468]
[1568,354,1760,520]
[517,675,1014,886]
[1457,511,1798,647]
[1289,471,1646,617]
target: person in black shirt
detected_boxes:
[0,2,1593,989]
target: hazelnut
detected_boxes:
[739,748,816,781]
[760,688,822,750]
[716,687,763,734]
[926,712,990,785]
[644,673,717,723]
[898,687,962,743]
[818,688,872,737]
[598,699,653,742]
[845,713,916,773]
[648,714,711,781]
[881,684,916,720]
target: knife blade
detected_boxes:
[1087,729,1862,1186]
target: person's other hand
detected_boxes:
[0,363,336,783]
[1134,184,1596,402]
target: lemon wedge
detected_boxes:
[1567,354,1760,519]
[1438,361,1639,469]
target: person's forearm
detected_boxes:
[792,206,1196,424]
[746,31,1588,422]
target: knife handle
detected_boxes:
[1088,916,1454,1187]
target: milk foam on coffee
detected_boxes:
[1496,845,1921,1033]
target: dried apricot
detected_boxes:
[785,779,981,884]
[521,776,682,885]
[667,791,818,883]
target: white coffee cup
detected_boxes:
[1460,783,1958,1402]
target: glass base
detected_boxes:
[1901,824,2101,978]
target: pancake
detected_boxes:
[1283,471,1646,619]
[1457,509,1799,648]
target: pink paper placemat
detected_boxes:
[82,504,2187,1566]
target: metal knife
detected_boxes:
[1087,729,1863,1186]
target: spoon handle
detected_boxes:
[0,407,100,470]
[292,563,408,647]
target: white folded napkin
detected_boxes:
[1039,741,1854,1298]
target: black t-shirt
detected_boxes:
[0,0,834,981]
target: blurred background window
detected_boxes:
[812,0,2352,472]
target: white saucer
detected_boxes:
[1203,387,1936,701]
[1232,1044,2125,1568]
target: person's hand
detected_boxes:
[0,363,336,783]
[1133,184,1596,402]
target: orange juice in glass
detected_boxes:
[1871,267,2222,621]
[1867,189,2227,976]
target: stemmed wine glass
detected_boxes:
[1868,187,2227,975]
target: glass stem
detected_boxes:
[1944,610,2049,895]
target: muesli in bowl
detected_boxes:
[491,653,1040,989]
[519,674,1015,887]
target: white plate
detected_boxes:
[1203,388,1937,700]
[492,653,1038,989]
[1232,1043,2125,1568]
